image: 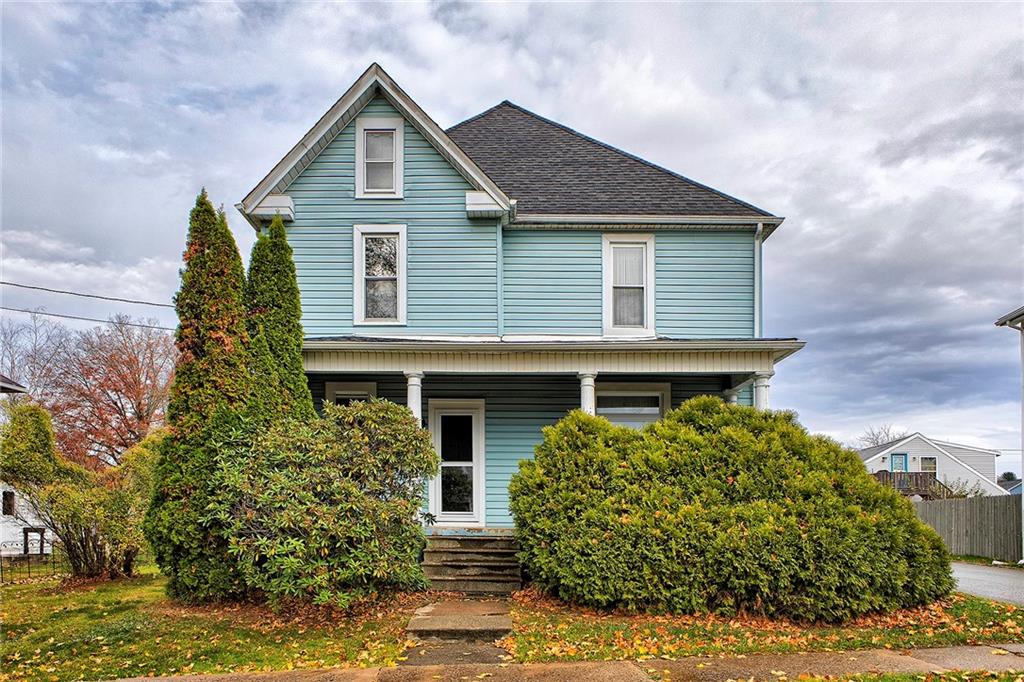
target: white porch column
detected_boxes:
[578,372,598,415]
[723,389,740,405]
[404,371,424,423]
[753,371,774,410]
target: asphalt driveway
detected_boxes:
[952,561,1024,605]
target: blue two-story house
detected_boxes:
[237,63,803,535]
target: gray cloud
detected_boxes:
[1,1,1021,469]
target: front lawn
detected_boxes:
[501,588,1024,662]
[0,566,429,682]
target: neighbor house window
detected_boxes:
[2,491,14,516]
[595,384,670,429]
[603,234,655,336]
[354,224,407,325]
[356,116,404,198]
[921,456,937,473]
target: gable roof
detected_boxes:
[237,63,512,229]
[858,432,1007,496]
[447,101,779,224]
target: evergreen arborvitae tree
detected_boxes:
[244,324,285,427]
[244,214,315,419]
[145,191,251,602]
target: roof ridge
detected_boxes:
[493,100,775,218]
[446,100,514,134]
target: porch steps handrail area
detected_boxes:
[423,535,522,595]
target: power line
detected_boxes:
[1,306,175,331]
[1,281,174,308]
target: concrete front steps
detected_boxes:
[423,534,521,595]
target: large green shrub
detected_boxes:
[207,399,439,607]
[145,191,251,601]
[509,396,953,622]
[2,404,160,578]
[244,214,315,420]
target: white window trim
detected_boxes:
[355,116,404,198]
[595,382,671,421]
[602,233,656,337]
[427,399,486,528]
[324,381,377,405]
[353,224,407,326]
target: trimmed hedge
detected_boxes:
[509,396,953,622]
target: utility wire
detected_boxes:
[0,306,175,331]
[1,281,174,308]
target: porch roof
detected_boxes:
[302,336,803,376]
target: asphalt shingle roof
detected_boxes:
[447,101,775,218]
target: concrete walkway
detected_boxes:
[116,643,1024,681]
[953,561,1024,605]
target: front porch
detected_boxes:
[304,337,803,531]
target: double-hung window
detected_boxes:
[920,456,937,473]
[354,224,407,325]
[603,234,655,336]
[356,116,404,198]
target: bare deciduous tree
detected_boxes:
[858,424,911,448]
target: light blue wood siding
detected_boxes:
[502,231,603,334]
[307,372,729,527]
[284,96,499,336]
[500,229,754,338]
[655,231,755,338]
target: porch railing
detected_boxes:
[872,471,950,498]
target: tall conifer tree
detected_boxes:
[244,214,315,419]
[145,191,250,601]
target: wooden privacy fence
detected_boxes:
[913,495,1022,563]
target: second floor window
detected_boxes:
[603,234,655,336]
[354,224,407,325]
[356,116,404,198]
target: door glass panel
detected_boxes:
[441,466,473,513]
[440,415,473,462]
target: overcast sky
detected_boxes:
[2,2,1021,470]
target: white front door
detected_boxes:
[428,399,485,527]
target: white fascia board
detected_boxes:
[238,63,511,229]
[511,214,784,239]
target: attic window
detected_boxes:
[356,116,404,198]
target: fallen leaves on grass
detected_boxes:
[501,588,1024,663]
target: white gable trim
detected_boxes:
[237,63,511,229]
[862,433,1007,495]
[930,439,1001,456]
[860,434,920,464]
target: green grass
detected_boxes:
[503,589,1024,663]
[0,566,430,682]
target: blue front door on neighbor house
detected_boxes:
[236,63,805,531]
[890,453,908,472]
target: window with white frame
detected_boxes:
[325,382,377,407]
[603,234,655,336]
[595,384,670,429]
[356,116,404,198]
[354,224,407,324]
[920,456,937,473]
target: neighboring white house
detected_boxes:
[1,482,52,556]
[859,433,1008,497]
